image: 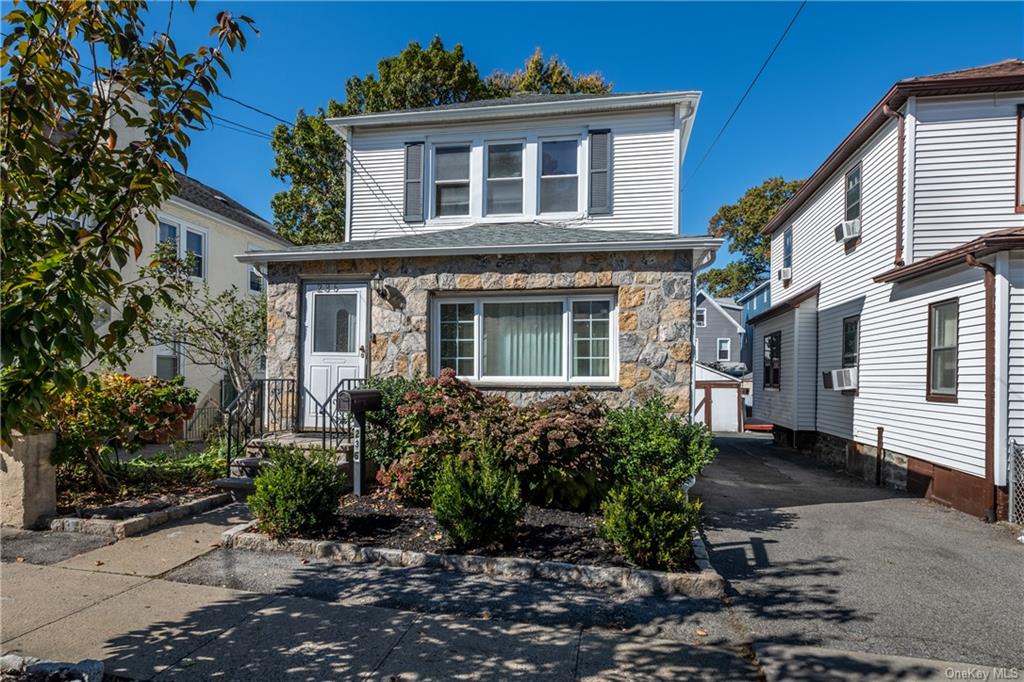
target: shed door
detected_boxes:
[302,282,367,427]
[693,383,742,433]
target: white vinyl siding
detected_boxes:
[1009,251,1024,446]
[347,108,678,240]
[752,310,797,430]
[912,95,1024,260]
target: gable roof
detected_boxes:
[761,59,1024,237]
[171,172,288,245]
[874,226,1024,284]
[327,90,700,130]
[237,222,720,263]
[747,283,820,327]
[695,289,745,333]
[735,280,770,304]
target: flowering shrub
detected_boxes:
[47,373,198,491]
[364,374,426,467]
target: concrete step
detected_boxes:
[246,432,353,456]
[212,477,256,502]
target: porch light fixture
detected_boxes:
[371,270,388,299]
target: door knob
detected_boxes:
[358,345,365,358]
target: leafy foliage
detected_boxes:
[115,443,226,490]
[249,447,347,539]
[146,245,266,394]
[46,373,198,491]
[697,176,804,296]
[600,473,701,570]
[0,0,255,438]
[506,391,610,512]
[432,442,524,549]
[269,37,611,245]
[364,374,427,468]
[604,395,717,484]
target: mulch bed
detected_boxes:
[328,493,630,567]
[57,482,217,519]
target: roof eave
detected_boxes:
[165,195,291,246]
[873,234,1024,284]
[327,91,701,131]
[237,236,722,264]
[747,283,820,327]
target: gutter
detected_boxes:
[690,245,720,424]
[882,103,906,266]
[236,237,723,264]
[966,254,998,523]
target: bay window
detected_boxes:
[434,295,616,383]
[485,142,523,215]
[540,138,579,213]
[433,145,471,217]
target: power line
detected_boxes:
[210,114,273,139]
[217,92,293,126]
[683,0,807,189]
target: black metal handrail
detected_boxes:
[317,378,367,451]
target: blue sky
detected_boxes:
[166,1,1022,258]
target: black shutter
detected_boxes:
[404,142,425,222]
[588,130,611,214]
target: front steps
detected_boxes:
[214,432,355,500]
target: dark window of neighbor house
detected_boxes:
[438,302,476,377]
[763,331,781,389]
[155,341,180,380]
[185,229,205,279]
[539,139,579,213]
[485,142,524,215]
[695,307,707,327]
[249,266,263,293]
[927,299,959,400]
[717,338,731,362]
[434,145,471,217]
[845,165,862,221]
[158,220,178,248]
[782,228,793,269]
[842,315,860,368]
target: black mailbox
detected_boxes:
[336,389,382,413]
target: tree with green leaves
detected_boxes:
[269,37,611,246]
[0,1,255,439]
[697,176,805,297]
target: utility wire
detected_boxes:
[683,0,807,189]
[217,92,293,126]
[210,114,273,139]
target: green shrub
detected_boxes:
[118,442,226,489]
[249,447,347,538]
[364,374,426,467]
[506,390,610,512]
[46,373,198,492]
[432,441,524,549]
[604,395,716,483]
[600,473,701,570]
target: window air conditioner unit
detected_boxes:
[834,218,861,242]
[777,267,792,283]
[822,367,858,391]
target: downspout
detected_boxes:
[883,104,905,267]
[966,254,997,522]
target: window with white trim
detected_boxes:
[249,267,264,293]
[433,145,471,217]
[185,229,205,278]
[485,142,523,215]
[717,338,731,362]
[155,341,181,380]
[539,138,579,214]
[782,228,793,270]
[433,294,616,383]
[842,315,859,368]
[695,308,707,327]
[845,165,862,221]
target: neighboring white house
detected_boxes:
[693,289,746,375]
[749,59,1024,521]
[122,173,291,415]
[239,91,721,432]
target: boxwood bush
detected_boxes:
[600,472,702,571]
[432,441,524,549]
[249,447,347,538]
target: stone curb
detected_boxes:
[49,493,232,540]
[221,524,725,598]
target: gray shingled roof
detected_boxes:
[391,91,667,115]
[245,222,695,256]
[173,172,287,244]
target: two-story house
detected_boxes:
[693,289,746,374]
[121,172,290,418]
[239,91,721,427]
[736,280,770,371]
[749,59,1024,521]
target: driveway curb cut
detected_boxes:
[49,493,233,540]
[220,522,726,598]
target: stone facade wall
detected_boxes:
[266,249,694,411]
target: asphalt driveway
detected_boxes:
[693,434,1024,670]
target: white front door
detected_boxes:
[302,282,368,427]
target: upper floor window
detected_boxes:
[158,221,178,248]
[782,228,793,269]
[433,145,471,217]
[185,229,205,279]
[540,138,579,214]
[158,218,205,279]
[842,315,860,368]
[717,338,731,362]
[485,142,523,215]
[1016,104,1024,212]
[927,299,958,401]
[155,341,181,381]
[845,165,861,221]
[695,308,707,327]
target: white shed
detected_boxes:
[692,364,744,433]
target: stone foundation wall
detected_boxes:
[266,249,694,410]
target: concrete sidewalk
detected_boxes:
[1,505,757,680]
